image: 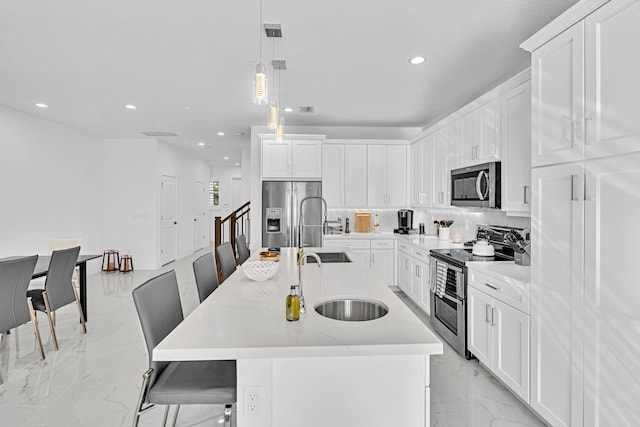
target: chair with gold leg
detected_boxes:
[0,255,47,360]
[27,246,85,351]
[131,270,236,426]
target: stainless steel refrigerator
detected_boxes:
[262,181,323,248]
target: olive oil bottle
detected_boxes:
[286,285,300,321]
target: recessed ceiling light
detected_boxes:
[283,107,294,113]
[198,142,205,146]
[223,156,229,160]
[217,132,225,136]
[35,103,49,108]
[235,162,240,166]
[236,132,245,136]
[125,104,137,110]
[184,106,191,110]
[409,56,425,65]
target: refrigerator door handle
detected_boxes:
[292,186,298,248]
[286,187,292,247]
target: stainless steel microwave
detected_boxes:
[450,162,501,208]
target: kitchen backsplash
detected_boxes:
[327,208,530,242]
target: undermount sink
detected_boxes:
[314,298,389,321]
[306,252,352,263]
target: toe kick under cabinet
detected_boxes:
[467,267,530,403]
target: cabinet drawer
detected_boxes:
[398,241,411,254]
[411,247,430,263]
[371,239,394,249]
[468,269,529,314]
[323,239,370,250]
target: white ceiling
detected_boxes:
[0,0,577,165]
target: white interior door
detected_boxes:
[193,181,206,251]
[160,175,177,265]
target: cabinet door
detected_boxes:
[323,144,344,206]
[501,81,532,214]
[386,145,407,207]
[583,152,640,427]
[367,145,387,206]
[476,99,501,162]
[585,0,640,159]
[415,258,431,316]
[422,134,434,207]
[531,163,584,427]
[467,286,493,366]
[409,259,423,304]
[459,111,476,165]
[349,249,370,266]
[430,131,449,207]
[493,298,530,403]
[397,251,411,293]
[262,140,292,178]
[344,145,367,207]
[371,249,394,286]
[531,22,585,166]
[292,140,322,178]
[410,140,423,206]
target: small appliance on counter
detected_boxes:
[394,209,417,234]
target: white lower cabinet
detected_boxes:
[467,270,530,403]
[397,241,431,315]
[324,238,394,285]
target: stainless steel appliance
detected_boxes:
[394,209,415,234]
[450,161,501,208]
[429,224,528,359]
[262,181,323,248]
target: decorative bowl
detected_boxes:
[259,251,280,262]
[242,261,279,281]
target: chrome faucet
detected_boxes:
[297,196,328,251]
[298,252,321,313]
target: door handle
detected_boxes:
[485,304,491,324]
[524,185,529,204]
[476,171,489,201]
[173,221,177,225]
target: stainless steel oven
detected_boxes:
[429,258,469,358]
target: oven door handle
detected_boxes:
[433,290,464,306]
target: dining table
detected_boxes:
[0,254,101,321]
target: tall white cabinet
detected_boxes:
[523,0,640,425]
[367,145,407,207]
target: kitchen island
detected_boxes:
[154,248,443,427]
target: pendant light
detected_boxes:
[268,40,278,129]
[253,0,267,105]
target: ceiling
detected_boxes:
[0,0,577,165]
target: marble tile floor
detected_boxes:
[0,248,547,426]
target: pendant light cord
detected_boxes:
[258,0,263,62]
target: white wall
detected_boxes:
[157,142,210,259]
[0,105,104,262]
[103,138,158,269]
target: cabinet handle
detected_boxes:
[571,174,580,201]
[491,307,497,326]
[406,259,409,269]
[484,283,498,290]
[523,185,529,204]
[417,265,421,278]
[485,305,491,324]
[372,253,375,263]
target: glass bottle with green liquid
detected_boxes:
[286,285,300,321]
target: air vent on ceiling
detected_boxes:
[272,59,287,70]
[141,131,179,137]
[264,23,282,38]
[299,106,315,113]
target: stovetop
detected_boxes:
[430,248,513,268]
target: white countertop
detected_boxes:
[324,232,466,250]
[324,232,396,239]
[153,248,443,361]
[466,261,531,287]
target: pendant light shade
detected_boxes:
[268,96,278,129]
[253,62,268,105]
[276,116,285,141]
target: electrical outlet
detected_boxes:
[244,385,261,415]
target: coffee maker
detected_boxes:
[394,209,416,234]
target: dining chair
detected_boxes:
[131,270,236,427]
[215,242,237,283]
[192,252,219,303]
[26,246,85,351]
[0,255,47,360]
[30,237,82,290]
[236,235,250,265]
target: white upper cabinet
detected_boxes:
[459,99,501,166]
[410,139,427,207]
[262,138,322,179]
[322,144,344,206]
[429,131,450,208]
[367,145,407,207]
[531,22,585,167]
[584,0,640,160]
[344,145,368,207]
[501,81,532,214]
